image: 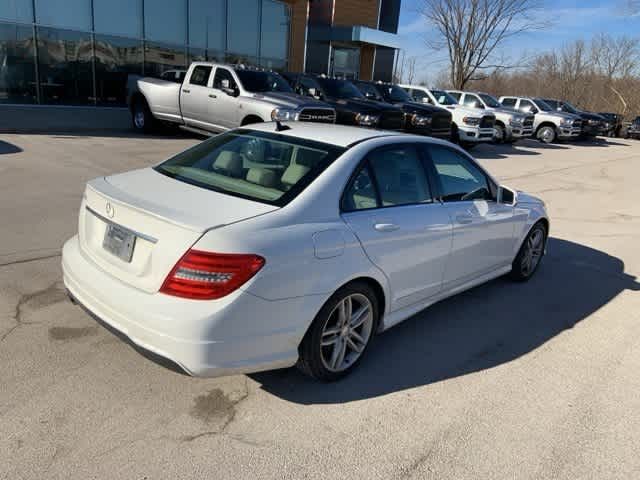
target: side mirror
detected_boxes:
[498,185,517,206]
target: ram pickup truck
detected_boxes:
[399,84,496,147]
[281,73,405,131]
[626,116,640,140]
[353,80,452,140]
[541,98,607,138]
[128,63,336,134]
[499,96,582,143]
[599,112,624,137]
[447,90,534,143]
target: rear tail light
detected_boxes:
[160,249,265,300]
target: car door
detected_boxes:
[181,65,214,128]
[209,67,240,129]
[341,144,453,312]
[423,144,517,288]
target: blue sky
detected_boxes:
[396,0,640,83]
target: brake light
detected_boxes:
[160,250,265,300]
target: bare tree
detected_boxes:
[419,0,548,89]
[405,57,417,84]
[590,34,639,113]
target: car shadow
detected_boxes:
[0,140,23,155]
[576,138,630,147]
[252,238,639,404]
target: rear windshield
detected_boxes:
[235,71,293,93]
[155,130,346,206]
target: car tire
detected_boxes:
[537,125,556,144]
[132,99,155,134]
[494,124,506,144]
[297,281,379,381]
[510,222,547,282]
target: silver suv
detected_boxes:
[499,96,582,143]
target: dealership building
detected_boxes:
[0,0,401,107]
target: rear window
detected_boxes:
[155,130,345,206]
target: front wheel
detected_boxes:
[297,282,379,381]
[537,125,556,144]
[510,222,547,281]
[493,124,506,144]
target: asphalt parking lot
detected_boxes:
[1,132,640,479]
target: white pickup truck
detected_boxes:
[399,84,496,148]
[128,63,336,134]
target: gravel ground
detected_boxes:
[1,133,639,480]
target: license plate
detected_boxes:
[103,224,136,262]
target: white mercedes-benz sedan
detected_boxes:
[62,123,549,381]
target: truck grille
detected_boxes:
[379,111,404,131]
[432,112,452,131]
[480,115,496,129]
[298,108,336,123]
[572,119,582,128]
[523,116,534,128]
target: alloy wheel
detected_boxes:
[134,108,145,129]
[538,126,555,143]
[521,228,545,277]
[320,293,374,373]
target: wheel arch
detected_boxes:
[241,114,265,126]
[536,121,557,133]
[129,91,149,113]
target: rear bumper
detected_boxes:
[62,235,303,377]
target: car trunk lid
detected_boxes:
[79,168,277,293]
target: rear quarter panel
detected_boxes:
[138,78,183,122]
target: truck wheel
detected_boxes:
[132,99,155,133]
[493,124,506,144]
[537,125,556,144]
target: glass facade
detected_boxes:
[0,0,290,106]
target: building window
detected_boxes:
[36,26,94,104]
[34,0,92,31]
[143,0,187,45]
[227,0,259,58]
[0,22,37,103]
[144,41,186,79]
[188,0,225,52]
[94,34,143,105]
[0,0,33,23]
[260,0,288,62]
[93,0,142,38]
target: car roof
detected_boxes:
[244,122,421,148]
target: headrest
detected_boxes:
[294,148,324,167]
[212,151,243,177]
[246,168,278,188]
[281,164,310,188]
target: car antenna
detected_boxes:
[275,120,291,132]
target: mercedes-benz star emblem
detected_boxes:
[105,202,115,219]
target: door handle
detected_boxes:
[209,93,217,99]
[456,214,474,224]
[374,223,400,232]
[182,89,191,94]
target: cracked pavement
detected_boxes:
[1,133,639,479]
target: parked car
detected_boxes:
[626,116,640,139]
[541,98,607,138]
[499,96,582,143]
[128,63,336,134]
[281,73,405,131]
[62,122,549,381]
[400,85,496,148]
[446,90,534,143]
[598,112,624,137]
[352,80,452,140]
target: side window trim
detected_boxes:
[421,144,497,203]
[340,143,435,213]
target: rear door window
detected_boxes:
[501,97,517,108]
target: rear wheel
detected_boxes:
[510,222,547,281]
[132,99,155,133]
[298,282,379,381]
[537,125,556,144]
